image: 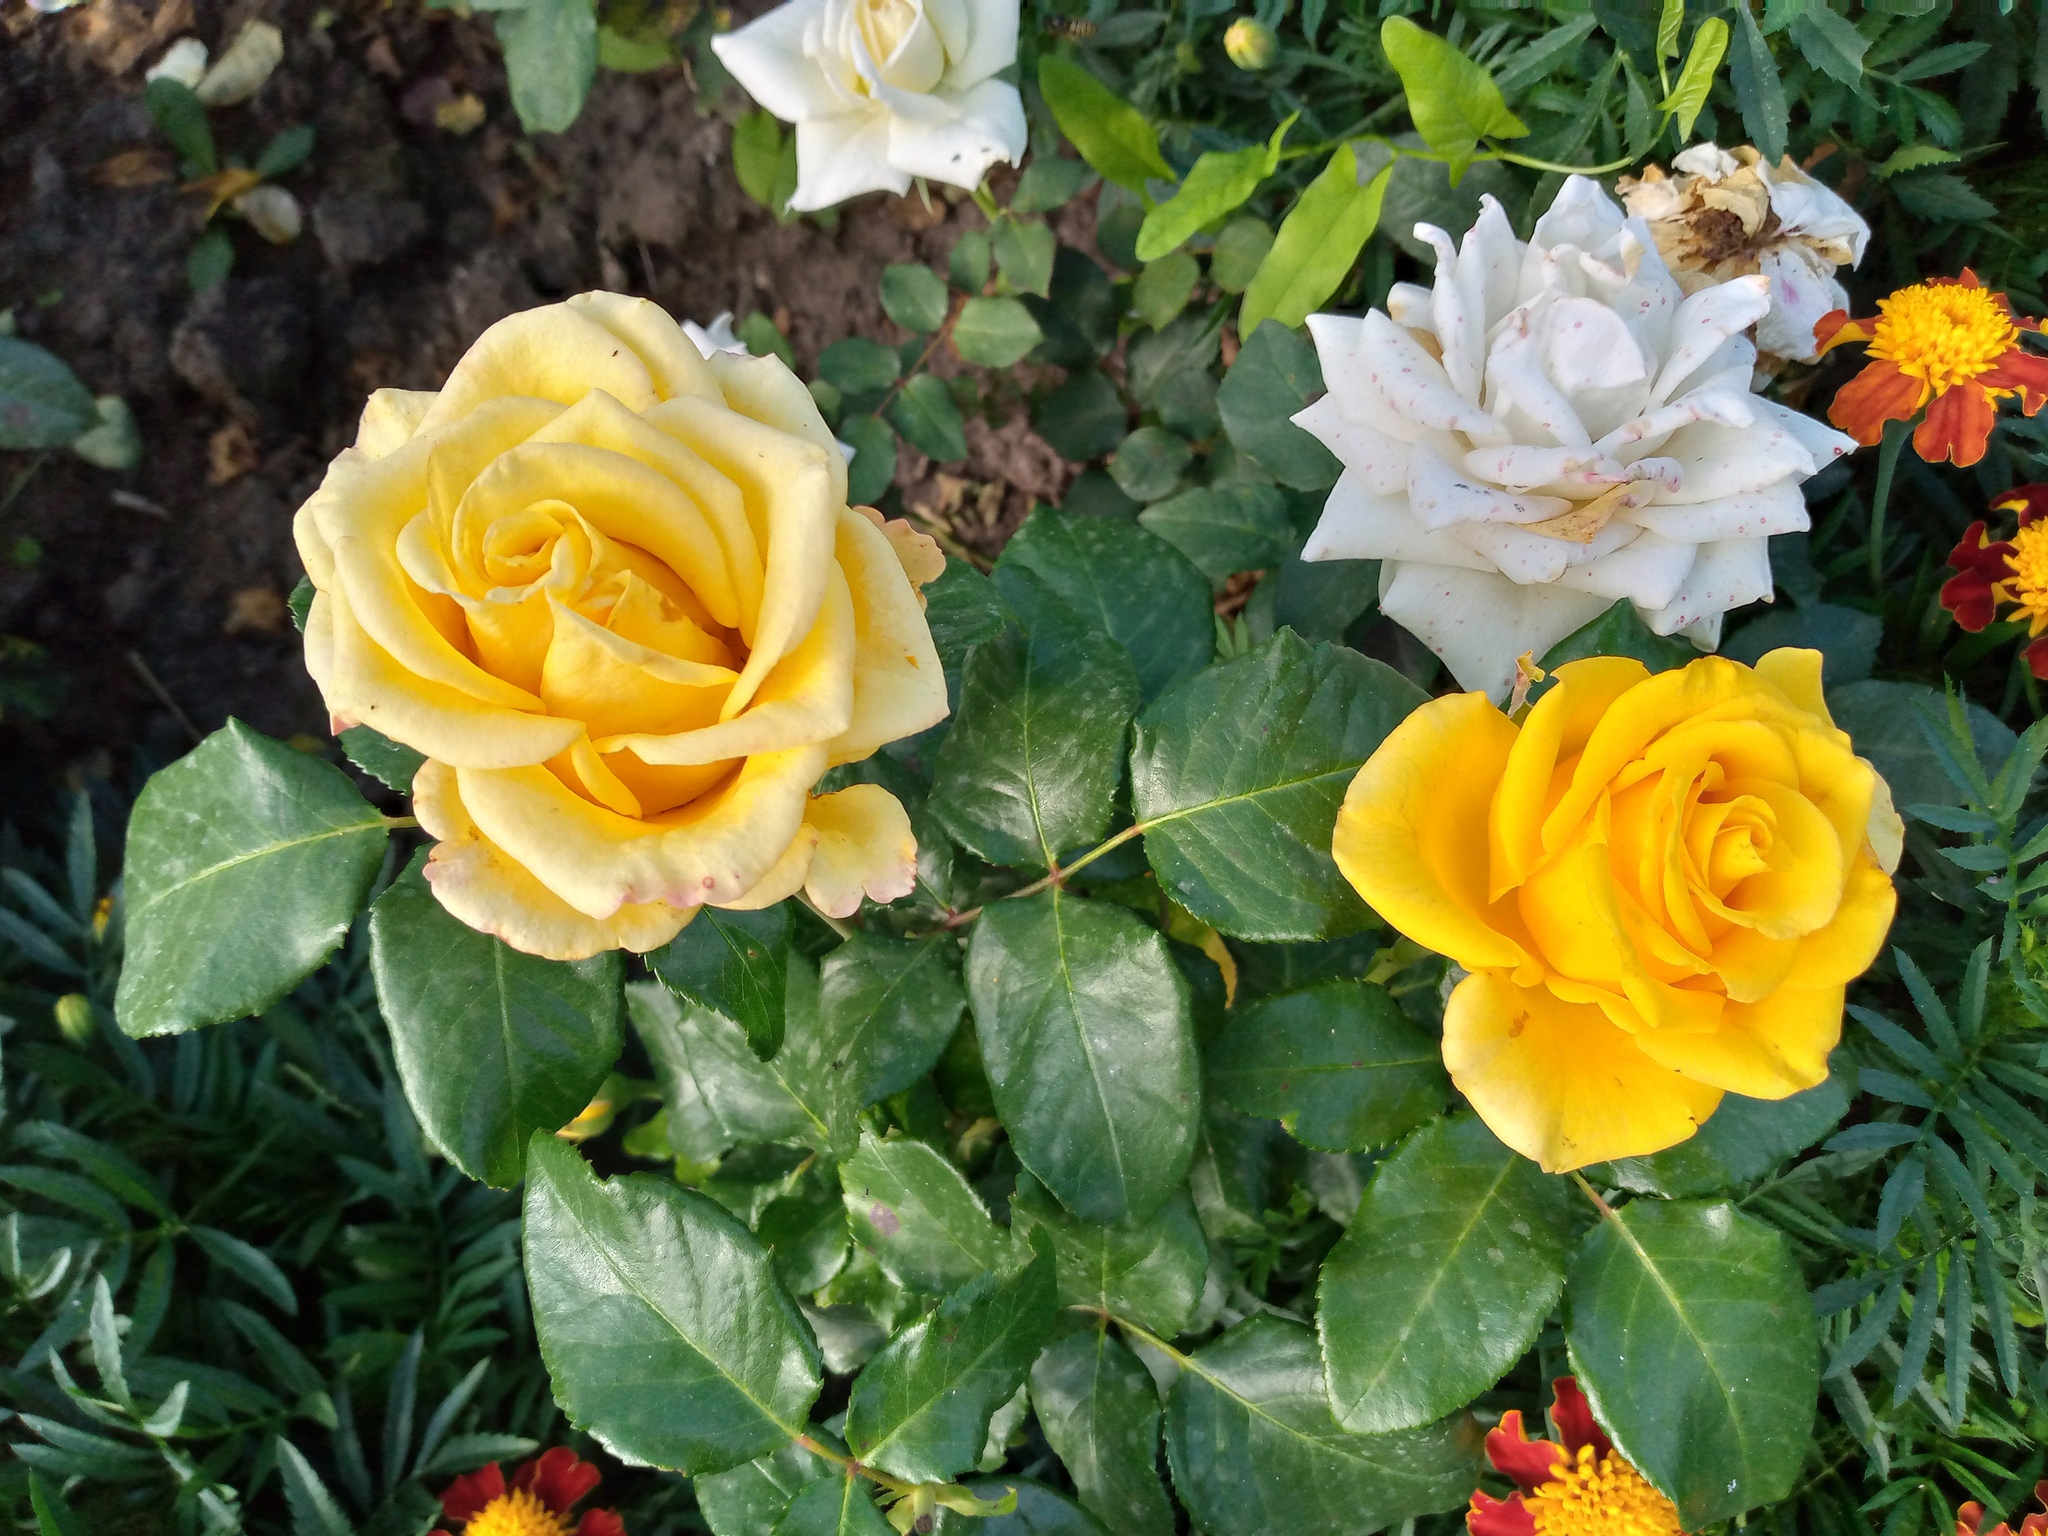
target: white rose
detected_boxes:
[712,0,1026,211]
[1296,177,1856,698]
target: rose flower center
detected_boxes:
[1526,1443,1685,1536]
[463,1488,575,1536]
[1868,281,2020,393]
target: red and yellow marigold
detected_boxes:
[1468,1376,1683,1536]
[1957,1482,2048,1536]
[1941,485,2048,678]
[435,1448,623,1536]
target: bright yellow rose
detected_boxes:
[294,291,948,961]
[1333,649,1901,1172]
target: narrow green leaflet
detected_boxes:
[116,721,389,1037]
[495,0,598,135]
[1010,1172,1208,1339]
[966,892,1199,1226]
[818,932,966,1105]
[998,509,1213,706]
[1031,1325,1175,1536]
[1131,631,1426,941]
[1037,55,1174,193]
[1566,1200,1819,1527]
[929,568,1140,869]
[1379,16,1527,165]
[1164,1316,1482,1536]
[1727,0,1789,163]
[1216,320,1341,491]
[1209,980,1446,1153]
[1241,144,1394,335]
[1138,484,1296,581]
[772,1475,894,1536]
[696,1438,838,1536]
[1319,1114,1576,1435]
[1661,17,1728,139]
[652,906,793,1061]
[1135,116,1293,262]
[845,1249,1057,1483]
[370,852,623,1188]
[841,1132,1006,1294]
[523,1136,821,1475]
[0,337,98,450]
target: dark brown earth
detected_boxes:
[0,0,1076,814]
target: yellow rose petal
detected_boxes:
[829,506,949,765]
[420,304,661,431]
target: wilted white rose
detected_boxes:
[1619,143,1869,363]
[712,0,1026,211]
[145,37,210,87]
[1296,176,1856,698]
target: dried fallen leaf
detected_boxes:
[91,147,175,187]
[435,93,485,135]
[224,585,287,635]
[207,419,258,485]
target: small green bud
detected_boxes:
[1225,17,1279,70]
[54,993,95,1045]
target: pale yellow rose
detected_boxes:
[295,291,948,961]
[1333,649,1901,1172]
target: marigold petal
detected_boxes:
[1468,1489,1539,1536]
[1982,348,2048,416]
[1483,1410,1564,1495]
[1548,1377,1612,1461]
[2027,636,2048,681]
[1827,359,1926,446]
[441,1462,506,1522]
[1914,381,1999,468]
[1996,485,2048,522]
[1811,309,1871,356]
[514,1447,603,1515]
[577,1511,629,1536]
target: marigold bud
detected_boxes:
[54,993,95,1045]
[1224,17,1278,70]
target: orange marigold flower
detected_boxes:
[1814,270,2048,468]
[1958,1480,2048,1536]
[1939,485,2048,678]
[1467,1377,1684,1536]
[436,1447,624,1536]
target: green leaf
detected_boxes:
[1241,144,1393,335]
[1787,6,1865,86]
[1138,483,1295,580]
[1825,680,2013,811]
[337,724,425,792]
[772,1475,894,1536]
[1031,1324,1174,1536]
[1655,0,1684,58]
[0,337,99,451]
[144,77,216,173]
[756,1171,851,1296]
[69,394,143,471]
[1210,218,1274,295]
[1319,1114,1575,1434]
[1891,171,1997,223]
[842,1132,1005,1293]
[698,1439,838,1536]
[1565,1199,1818,1527]
[524,1135,821,1474]
[993,220,1056,299]
[1037,55,1174,194]
[1660,17,1728,139]
[189,1226,299,1315]
[966,891,1198,1225]
[275,1439,353,1536]
[1165,1316,1482,1536]
[1537,598,1701,678]
[1131,252,1199,332]
[1135,117,1292,263]
[820,338,902,399]
[598,22,674,69]
[495,0,599,134]
[929,567,1139,869]
[889,374,968,462]
[845,1248,1057,1482]
[370,851,623,1188]
[1874,144,1961,178]
[1031,370,1128,462]
[740,312,798,371]
[1723,602,1879,686]
[115,721,389,1037]
[186,229,233,294]
[253,123,316,178]
[842,414,898,506]
[1026,249,1119,368]
[1108,426,1192,503]
[998,507,1212,706]
[1013,156,1092,213]
[923,556,1011,666]
[961,1479,1109,1535]
[1217,320,1341,492]
[651,906,792,1061]
[1380,16,1527,164]
[820,932,967,1105]
[954,297,1045,367]
[881,264,950,334]
[1009,1171,1207,1337]
[1600,1074,1850,1199]
[1727,1,1788,164]
[28,1470,84,1536]
[1132,631,1426,942]
[1209,980,1445,1153]
[950,229,992,291]
[733,109,789,211]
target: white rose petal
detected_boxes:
[1298,176,1856,698]
[146,37,210,88]
[195,19,284,106]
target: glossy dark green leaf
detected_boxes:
[496,0,598,135]
[370,852,623,1188]
[1727,0,1788,162]
[651,907,792,1061]
[966,891,1198,1225]
[1724,602,1880,686]
[116,721,389,1037]
[773,1475,893,1536]
[338,725,425,793]
[999,508,1212,706]
[1601,1074,1850,1199]
[845,1249,1057,1482]
[1126,310,1223,411]
[1165,1315,1482,1536]
[1108,426,1192,503]
[1025,250,1119,368]
[524,1136,821,1475]
[1217,320,1342,491]
[1566,1199,1818,1526]
[1009,1172,1207,1337]
[954,297,1045,367]
[1031,371,1128,462]
[144,78,216,173]
[1209,980,1444,1153]
[1037,55,1174,193]
[841,1132,1006,1294]
[696,1435,837,1536]
[820,338,902,399]
[881,264,950,334]
[757,1171,851,1296]
[0,337,99,450]
[922,557,1010,667]
[1138,483,1295,580]
[1319,1114,1576,1434]
[891,374,968,462]
[1031,1325,1174,1536]
[820,932,967,1106]
[1267,554,1378,643]
[1537,599,1702,682]
[929,568,1139,869]
[1131,631,1425,942]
